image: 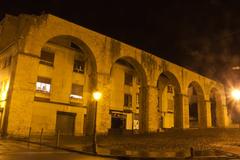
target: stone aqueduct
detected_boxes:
[1,14,229,135]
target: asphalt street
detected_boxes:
[0,139,115,160]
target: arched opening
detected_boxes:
[210,88,222,127]
[32,35,97,136]
[109,57,147,134]
[42,35,97,89]
[157,71,181,130]
[188,81,205,128]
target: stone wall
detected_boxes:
[0,14,231,136]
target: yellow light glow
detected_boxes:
[93,91,102,101]
[1,81,9,100]
[231,89,240,101]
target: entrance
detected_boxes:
[56,111,76,136]
[188,82,205,128]
[109,112,126,134]
[111,117,125,129]
[189,103,198,128]
[211,99,217,127]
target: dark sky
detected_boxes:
[1,0,240,85]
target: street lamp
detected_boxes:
[231,89,240,101]
[92,91,102,154]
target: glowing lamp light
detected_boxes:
[231,89,240,101]
[93,91,102,101]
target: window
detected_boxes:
[124,94,132,107]
[73,60,85,73]
[168,99,174,111]
[36,77,51,93]
[167,85,173,93]
[136,78,141,85]
[136,93,139,107]
[70,42,83,52]
[40,50,55,66]
[192,87,197,95]
[70,84,83,99]
[124,72,133,86]
[0,56,11,69]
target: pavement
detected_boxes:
[6,128,240,159]
[1,139,240,160]
[0,139,115,160]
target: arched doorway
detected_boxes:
[210,88,222,127]
[109,57,147,134]
[157,71,181,130]
[32,35,97,136]
[188,81,205,128]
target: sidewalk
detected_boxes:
[213,144,240,157]
[9,128,240,159]
[0,139,115,160]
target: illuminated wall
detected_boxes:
[0,14,230,136]
[110,63,140,131]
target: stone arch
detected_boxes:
[210,87,222,127]
[157,71,182,129]
[188,81,206,128]
[109,56,148,133]
[38,35,97,135]
[42,35,97,91]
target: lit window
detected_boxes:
[124,72,133,86]
[39,50,55,66]
[36,77,51,93]
[70,84,83,99]
[124,94,132,107]
[73,60,85,73]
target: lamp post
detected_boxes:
[92,91,102,154]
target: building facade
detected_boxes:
[0,14,231,136]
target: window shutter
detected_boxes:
[37,77,51,84]
[71,84,83,96]
[124,72,133,86]
[40,50,55,65]
[129,94,132,107]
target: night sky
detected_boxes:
[1,0,240,86]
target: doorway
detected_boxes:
[56,111,76,136]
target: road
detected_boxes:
[0,139,116,160]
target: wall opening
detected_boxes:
[31,35,97,136]
[157,71,181,129]
[109,57,147,134]
[188,81,205,128]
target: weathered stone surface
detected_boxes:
[0,14,231,136]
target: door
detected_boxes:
[56,111,76,136]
